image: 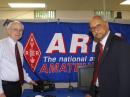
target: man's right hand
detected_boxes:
[0,93,6,97]
[85,94,92,97]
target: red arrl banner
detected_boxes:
[24,33,41,72]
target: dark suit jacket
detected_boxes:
[88,33,130,97]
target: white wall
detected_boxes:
[0,11,34,19]
[114,11,130,20]
[56,10,94,20]
[0,20,8,39]
[0,10,94,20]
[0,10,130,20]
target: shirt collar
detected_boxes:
[100,31,110,49]
[8,37,17,47]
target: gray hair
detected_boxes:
[6,21,24,30]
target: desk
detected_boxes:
[22,88,86,97]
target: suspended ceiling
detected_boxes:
[0,0,130,11]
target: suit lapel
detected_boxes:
[100,33,113,64]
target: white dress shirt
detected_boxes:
[0,37,32,93]
[95,31,110,87]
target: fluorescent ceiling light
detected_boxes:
[120,0,130,5]
[8,3,46,8]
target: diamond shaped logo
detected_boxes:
[24,33,41,72]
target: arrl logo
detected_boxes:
[24,33,41,72]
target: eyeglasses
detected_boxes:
[90,24,102,32]
[11,28,23,32]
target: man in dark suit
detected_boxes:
[85,16,130,97]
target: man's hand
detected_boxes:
[0,93,6,97]
[85,94,92,97]
[29,80,37,86]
